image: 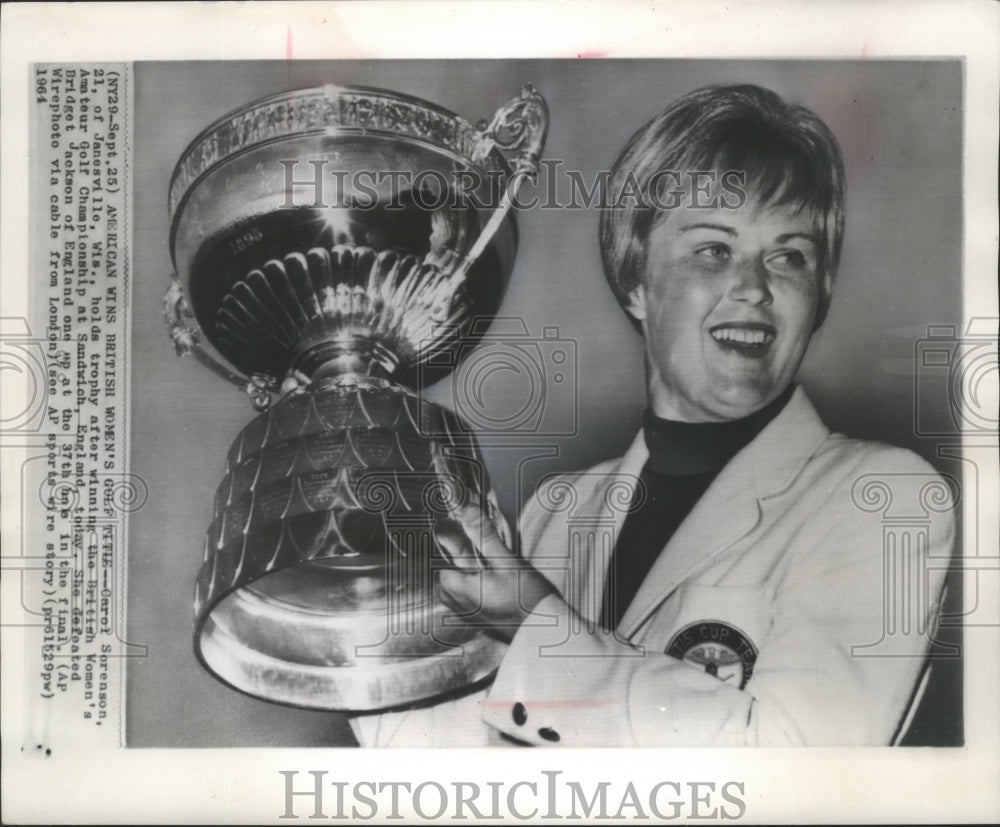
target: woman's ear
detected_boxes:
[624,283,648,322]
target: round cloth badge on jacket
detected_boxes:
[665,621,758,690]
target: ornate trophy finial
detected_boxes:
[472,84,549,174]
[165,83,548,711]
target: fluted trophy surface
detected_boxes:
[166,83,548,710]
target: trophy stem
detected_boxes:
[291,342,397,387]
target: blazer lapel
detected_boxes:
[615,387,830,639]
[567,431,649,624]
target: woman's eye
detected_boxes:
[695,243,730,261]
[768,250,809,269]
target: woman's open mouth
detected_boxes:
[709,322,776,355]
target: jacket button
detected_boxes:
[538,727,560,742]
[512,703,527,725]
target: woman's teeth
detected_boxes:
[710,327,775,346]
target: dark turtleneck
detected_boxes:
[598,385,794,632]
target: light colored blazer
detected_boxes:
[351,388,954,747]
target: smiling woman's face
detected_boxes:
[627,200,827,422]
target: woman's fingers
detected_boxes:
[453,503,514,566]
[434,516,482,571]
[436,567,480,613]
[435,503,514,572]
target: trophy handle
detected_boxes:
[471,83,549,176]
[454,84,549,282]
[163,277,278,411]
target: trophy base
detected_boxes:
[193,376,509,712]
[199,564,507,711]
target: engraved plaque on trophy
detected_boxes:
[164,83,548,711]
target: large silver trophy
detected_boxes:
[164,83,548,711]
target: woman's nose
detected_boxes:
[728,259,773,306]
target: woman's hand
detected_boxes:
[435,503,554,643]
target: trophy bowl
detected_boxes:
[165,83,548,711]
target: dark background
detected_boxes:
[126,59,963,747]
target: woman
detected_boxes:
[350,84,954,747]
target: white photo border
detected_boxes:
[1,2,997,824]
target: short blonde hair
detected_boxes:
[599,84,845,328]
